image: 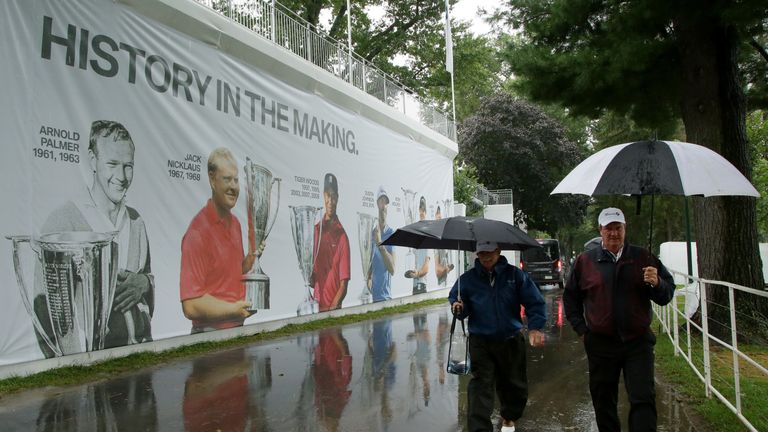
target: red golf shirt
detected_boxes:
[180,199,245,329]
[312,216,350,311]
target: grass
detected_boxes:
[654,320,768,431]
[0,298,446,396]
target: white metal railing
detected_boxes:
[192,0,456,141]
[653,269,768,432]
[473,186,513,206]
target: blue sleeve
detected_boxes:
[448,279,458,304]
[518,268,546,330]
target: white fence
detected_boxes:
[653,269,768,432]
[192,0,456,141]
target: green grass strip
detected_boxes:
[654,320,768,431]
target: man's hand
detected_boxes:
[242,241,267,274]
[451,300,463,316]
[528,329,545,347]
[233,300,255,318]
[642,266,659,287]
[114,271,150,313]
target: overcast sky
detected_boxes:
[321,1,501,36]
[453,0,499,35]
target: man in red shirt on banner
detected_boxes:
[312,173,350,311]
[180,147,257,333]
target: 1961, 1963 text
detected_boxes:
[36,125,80,164]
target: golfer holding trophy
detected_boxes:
[181,149,271,333]
[9,120,152,356]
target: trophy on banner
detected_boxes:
[357,212,377,304]
[290,205,322,316]
[438,198,455,285]
[7,231,119,357]
[244,158,281,311]
[401,187,418,260]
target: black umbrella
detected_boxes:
[380,216,541,252]
[381,216,539,377]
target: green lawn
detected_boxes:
[654,319,768,431]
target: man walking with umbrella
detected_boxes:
[564,207,675,432]
[449,241,546,432]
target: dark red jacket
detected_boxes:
[564,242,675,341]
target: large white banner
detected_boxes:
[0,0,455,365]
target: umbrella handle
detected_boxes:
[456,241,461,301]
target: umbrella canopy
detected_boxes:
[551,140,760,197]
[380,216,541,252]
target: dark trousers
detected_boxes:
[585,332,657,432]
[467,332,528,432]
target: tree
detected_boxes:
[458,93,588,233]
[500,0,768,339]
[267,1,504,122]
[747,110,768,241]
[453,162,483,216]
[410,26,505,121]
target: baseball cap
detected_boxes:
[324,173,338,194]
[376,185,389,204]
[598,207,626,226]
[475,241,498,253]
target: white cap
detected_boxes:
[475,241,498,253]
[598,207,626,226]
[376,186,389,204]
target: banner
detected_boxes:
[0,0,456,365]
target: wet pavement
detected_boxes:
[0,289,698,431]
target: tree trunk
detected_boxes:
[674,2,767,341]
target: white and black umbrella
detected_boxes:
[551,140,759,197]
[552,140,760,277]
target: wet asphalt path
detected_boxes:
[0,289,698,431]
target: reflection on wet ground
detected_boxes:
[0,290,698,431]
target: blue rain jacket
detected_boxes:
[448,255,546,339]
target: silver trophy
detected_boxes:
[7,231,119,357]
[244,158,281,311]
[357,213,377,304]
[290,205,321,315]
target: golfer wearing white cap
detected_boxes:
[367,186,395,302]
[564,207,675,431]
